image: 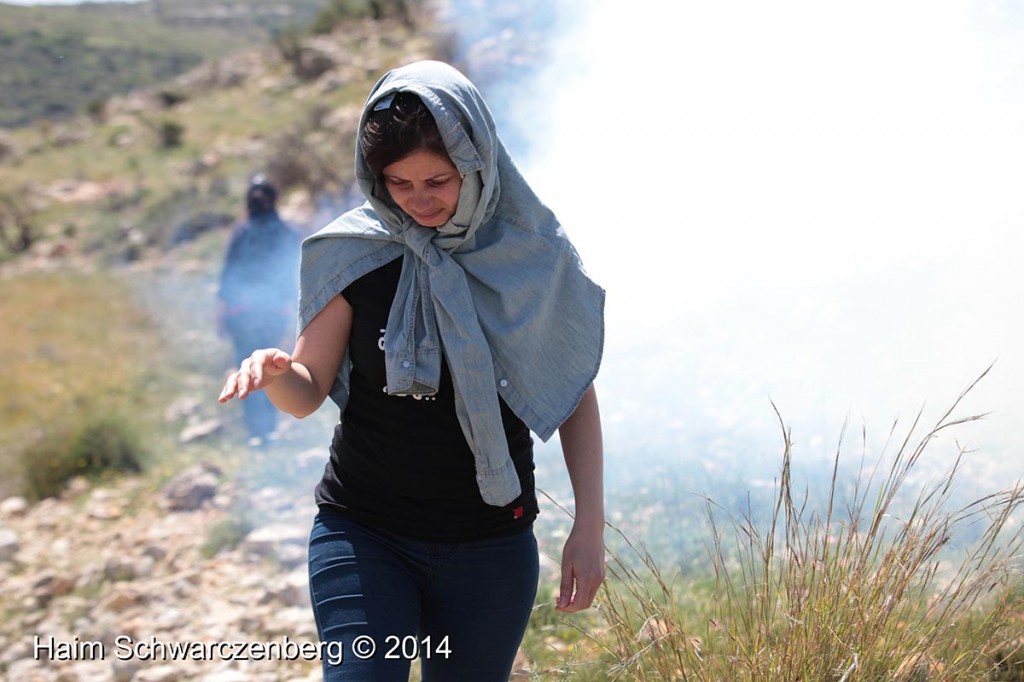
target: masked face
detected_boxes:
[382,149,464,228]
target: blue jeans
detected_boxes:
[307,510,539,681]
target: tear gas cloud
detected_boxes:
[481,0,1024,492]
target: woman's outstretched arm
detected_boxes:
[218,294,352,419]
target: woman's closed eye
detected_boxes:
[386,176,455,190]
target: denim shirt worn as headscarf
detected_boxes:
[299,60,605,506]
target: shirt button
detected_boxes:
[499,379,509,388]
[402,361,411,369]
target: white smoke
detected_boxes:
[521,0,1024,488]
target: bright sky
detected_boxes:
[525,0,1024,483]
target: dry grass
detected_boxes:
[0,269,167,498]
[529,368,1024,681]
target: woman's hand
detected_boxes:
[216,293,353,419]
[557,522,606,612]
[218,349,293,402]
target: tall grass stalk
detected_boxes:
[594,369,1024,681]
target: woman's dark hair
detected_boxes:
[361,92,448,183]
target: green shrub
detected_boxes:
[0,191,36,255]
[106,124,132,147]
[271,26,304,70]
[309,0,373,34]
[23,411,145,501]
[157,89,188,108]
[86,97,108,123]
[158,120,185,149]
[309,0,418,34]
[201,515,253,558]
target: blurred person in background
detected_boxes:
[216,174,301,446]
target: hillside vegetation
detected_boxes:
[0,0,447,500]
[0,0,332,128]
[0,5,444,261]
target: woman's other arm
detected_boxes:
[555,383,606,613]
[218,294,352,418]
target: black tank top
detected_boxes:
[314,256,538,541]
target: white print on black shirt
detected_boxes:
[378,328,437,401]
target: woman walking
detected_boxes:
[219,59,605,681]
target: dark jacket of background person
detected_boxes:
[218,183,301,320]
[217,179,302,440]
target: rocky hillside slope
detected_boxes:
[0,441,560,682]
[0,460,322,682]
[0,5,574,680]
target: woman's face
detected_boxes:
[382,149,463,228]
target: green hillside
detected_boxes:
[0,0,331,128]
[0,0,445,493]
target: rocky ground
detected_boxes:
[0,430,554,682]
[0,455,325,682]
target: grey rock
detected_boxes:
[6,657,57,680]
[129,665,181,682]
[111,658,142,682]
[55,660,114,682]
[0,527,20,562]
[0,495,29,517]
[243,523,307,554]
[160,463,221,511]
[178,418,223,445]
[197,671,251,682]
